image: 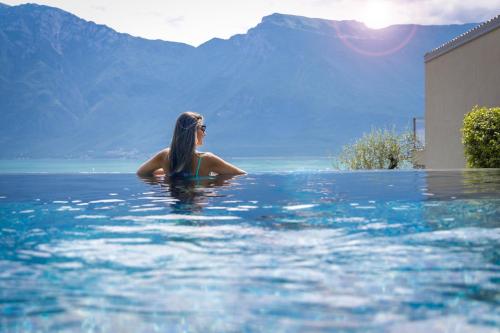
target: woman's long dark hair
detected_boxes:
[169,112,203,176]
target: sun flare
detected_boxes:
[360,1,393,29]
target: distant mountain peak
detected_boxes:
[261,13,328,29]
[3,2,92,29]
[259,12,368,34]
[0,2,195,48]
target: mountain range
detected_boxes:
[0,3,476,158]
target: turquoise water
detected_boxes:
[0,157,334,174]
[0,169,499,332]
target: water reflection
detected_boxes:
[424,169,500,200]
[137,175,240,213]
[421,170,500,235]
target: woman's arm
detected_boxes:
[136,149,168,177]
[205,153,246,175]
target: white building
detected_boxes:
[421,15,500,169]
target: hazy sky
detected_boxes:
[3,0,500,45]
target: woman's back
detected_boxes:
[139,148,245,178]
[162,150,207,178]
[137,112,245,177]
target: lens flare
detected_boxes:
[332,21,418,57]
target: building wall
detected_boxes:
[424,27,500,169]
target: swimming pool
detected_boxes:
[0,170,499,332]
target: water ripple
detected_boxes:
[0,171,499,332]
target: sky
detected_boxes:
[3,0,500,46]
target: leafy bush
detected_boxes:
[335,128,419,170]
[462,106,500,168]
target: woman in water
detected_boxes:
[137,112,246,177]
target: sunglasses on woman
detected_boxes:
[199,125,207,133]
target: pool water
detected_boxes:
[0,170,499,332]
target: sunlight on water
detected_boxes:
[0,170,499,332]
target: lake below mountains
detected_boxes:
[0,158,335,174]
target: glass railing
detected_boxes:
[413,117,425,149]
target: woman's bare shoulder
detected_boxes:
[197,152,218,166]
[161,147,170,156]
[159,148,170,165]
[199,151,216,160]
[200,152,246,175]
[152,148,170,167]
[136,148,170,176]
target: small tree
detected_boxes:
[335,128,419,170]
[462,106,500,168]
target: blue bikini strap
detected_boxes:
[195,155,203,178]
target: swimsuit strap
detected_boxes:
[195,154,203,178]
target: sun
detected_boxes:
[360,1,393,29]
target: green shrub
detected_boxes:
[462,106,500,168]
[335,128,419,170]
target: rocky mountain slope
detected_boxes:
[0,3,475,158]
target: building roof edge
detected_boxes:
[424,14,500,62]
